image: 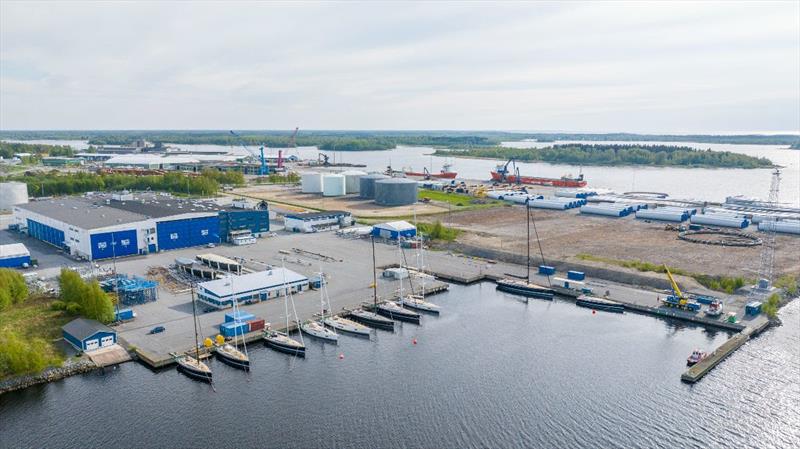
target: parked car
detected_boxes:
[148,326,166,335]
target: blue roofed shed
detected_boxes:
[62,318,117,352]
[372,221,417,240]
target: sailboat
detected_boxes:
[320,273,370,336]
[376,239,421,323]
[349,236,396,331]
[496,205,555,300]
[301,269,339,342]
[215,275,250,370]
[399,217,440,314]
[175,284,213,382]
[263,261,307,357]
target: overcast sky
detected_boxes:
[1,1,798,133]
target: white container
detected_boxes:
[301,172,323,193]
[0,181,29,210]
[322,174,346,197]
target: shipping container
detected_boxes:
[225,311,255,323]
[114,308,135,321]
[247,318,266,332]
[538,265,555,275]
[220,321,250,338]
[567,271,585,281]
[745,301,762,315]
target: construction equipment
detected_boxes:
[289,127,299,148]
[229,130,268,175]
[662,265,701,311]
[495,159,521,184]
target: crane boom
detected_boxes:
[290,127,299,148]
[229,130,267,175]
[664,265,685,302]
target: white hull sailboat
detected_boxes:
[301,320,339,342]
[323,316,370,336]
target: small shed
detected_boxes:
[62,318,117,352]
[0,243,31,268]
[372,221,417,240]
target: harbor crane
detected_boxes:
[289,127,299,148]
[748,168,781,300]
[229,130,268,176]
[496,158,521,184]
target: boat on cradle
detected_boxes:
[215,343,250,370]
[176,355,213,382]
[687,349,708,366]
[401,294,441,314]
[496,278,555,300]
[376,301,421,323]
[176,284,213,382]
[348,309,395,330]
[263,329,306,357]
[301,320,339,342]
[705,299,724,317]
[575,295,624,313]
[324,316,370,336]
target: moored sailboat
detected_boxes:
[263,260,306,356]
[349,237,396,331]
[175,285,213,382]
[301,269,339,342]
[215,275,250,370]
[496,205,555,301]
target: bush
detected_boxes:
[774,275,799,297]
[417,220,460,241]
[0,269,28,311]
[762,293,782,319]
[0,332,50,377]
[65,303,82,315]
[50,300,67,311]
[58,268,114,323]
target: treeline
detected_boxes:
[7,169,244,198]
[0,141,74,160]
[436,144,774,168]
[520,133,800,146]
[54,269,114,323]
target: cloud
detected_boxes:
[1,1,798,132]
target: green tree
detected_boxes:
[0,269,28,311]
[0,332,49,376]
[58,268,114,323]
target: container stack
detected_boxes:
[690,213,750,229]
[219,311,265,338]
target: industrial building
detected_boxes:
[284,211,353,233]
[0,243,31,268]
[196,253,242,275]
[196,268,309,310]
[12,192,269,261]
[62,318,117,352]
[372,221,417,240]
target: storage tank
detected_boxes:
[0,182,29,211]
[300,172,323,193]
[322,174,346,197]
[374,178,418,206]
[359,173,390,199]
[341,170,366,194]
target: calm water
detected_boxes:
[2,284,798,449]
[10,138,799,206]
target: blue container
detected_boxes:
[745,301,762,315]
[220,322,250,337]
[115,308,135,321]
[693,295,715,305]
[224,311,255,323]
[686,302,701,312]
[538,265,555,275]
[567,271,585,281]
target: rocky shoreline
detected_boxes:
[0,359,98,395]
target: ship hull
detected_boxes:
[404,171,457,179]
[490,171,586,187]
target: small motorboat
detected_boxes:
[705,299,724,317]
[301,320,339,342]
[348,309,395,331]
[263,329,306,357]
[687,349,708,366]
[323,316,371,336]
[376,301,421,324]
[175,355,212,382]
[215,343,250,371]
[401,295,441,314]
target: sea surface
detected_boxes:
[8,138,800,206]
[1,283,798,449]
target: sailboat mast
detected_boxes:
[526,205,531,283]
[190,284,200,361]
[371,236,378,307]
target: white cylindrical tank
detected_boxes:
[301,172,323,193]
[0,182,29,210]
[322,174,346,197]
[341,170,366,194]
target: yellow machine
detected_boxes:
[664,265,687,305]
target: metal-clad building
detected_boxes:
[197,268,309,309]
[218,208,270,242]
[284,211,353,233]
[0,243,31,268]
[62,318,117,352]
[372,221,417,239]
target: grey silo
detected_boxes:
[374,178,418,206]
[359,173,390,199]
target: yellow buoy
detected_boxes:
[203,337,213,348]
[215,334,225,345]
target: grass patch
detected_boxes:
[418,189,504,210]
[417,220,461,242]
[0,294,71,379]
[761,293,782,319]
[774,274,799,297]
[575,253,747,294]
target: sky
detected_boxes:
[0,1,798,133]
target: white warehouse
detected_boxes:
[284,211,353,233]
[196,268,309,310]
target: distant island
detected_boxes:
[434,144,775,169]
[0,130,798,152]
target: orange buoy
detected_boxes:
[412,338,417,345]
[592,310,596,314]
[339,353,344,360]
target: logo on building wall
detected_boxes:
[97,242,107,249]
[201,229,209,236]
[170,233,179,240]
[120,239,130,246]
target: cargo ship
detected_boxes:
[403,163,457,179]
[491,159,586,187]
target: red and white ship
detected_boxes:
[491,160,586,187]
[403,163,457,179]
